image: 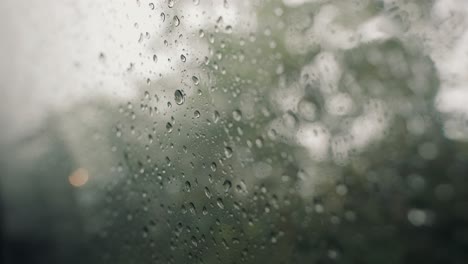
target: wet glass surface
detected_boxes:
[2,1,468,263]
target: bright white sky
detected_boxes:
[1,0,468,144]
[0,0,255,143]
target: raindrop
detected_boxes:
[168,0,175,8]
[255,137,264,148]
[185,181,191,192]
[191,236,198,247]
[204,187,212,199]
[213,111,220,123]
[189,202,196,214]
[267,129,277,140]
[153,54,158,63]
[236,180,247,193]
[224,147,233,158]
[98,52,105,62]
[210,162,217,172]
[174,90,185,105]
[166,122,173,133]
[160,12,166,21]
[216,198,225,209]
[270,233,278,244]
[192,76,200,85]
[223,180,232,192]
[194,110,201,118]
[232,110,242,121]
[173,16,180,26]
[142,227,148,238]
[180,54,186,62]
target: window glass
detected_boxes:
[2,0,468,263]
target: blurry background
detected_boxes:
[2,0,468,263]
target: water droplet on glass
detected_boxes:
[216,198,225,209]
[191,236,198,247]
[168,0,175,8]
[98,52,105,62]
[213,111,220,123]
[174,90,185,105]
[192,76,200,85]
[224,147,233,158]
[160,12,166,21]
[236,180,247,193]
[271,233,278,244]
[116,128,122,137]
[189,202,196,214]
[232,109,242,121]
[173,16,180,26]
[267,129,277,140]
[204,187,212,199]
[153,54,158,63]
[194,110,200,118]
[180,54,186,62]
[223,180,232,192]
[210,162,217,172]
[255,137,264,148]
[185,181,191,192]
[166,122,173,133]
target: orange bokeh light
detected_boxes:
[68,168,89,187]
